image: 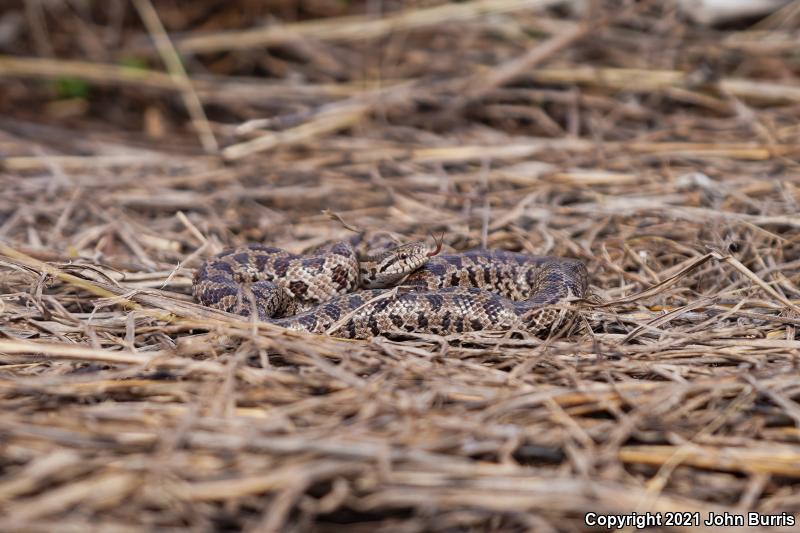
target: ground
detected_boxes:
[0,1,799,531]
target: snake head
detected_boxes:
[360,241,434,288]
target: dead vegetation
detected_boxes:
[1,0,799,531]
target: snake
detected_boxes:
[192,238,589,339]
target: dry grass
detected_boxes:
[1,0,799,531]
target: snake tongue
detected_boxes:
[427,238,443,257]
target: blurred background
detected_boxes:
[1,0,798,158]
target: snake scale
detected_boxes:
[193,238,588,339]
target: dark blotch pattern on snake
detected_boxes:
[193,241,588,339]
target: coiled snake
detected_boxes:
[193,238,588,339]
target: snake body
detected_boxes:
[193,241,588,339]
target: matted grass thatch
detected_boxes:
[1,0,799,531]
